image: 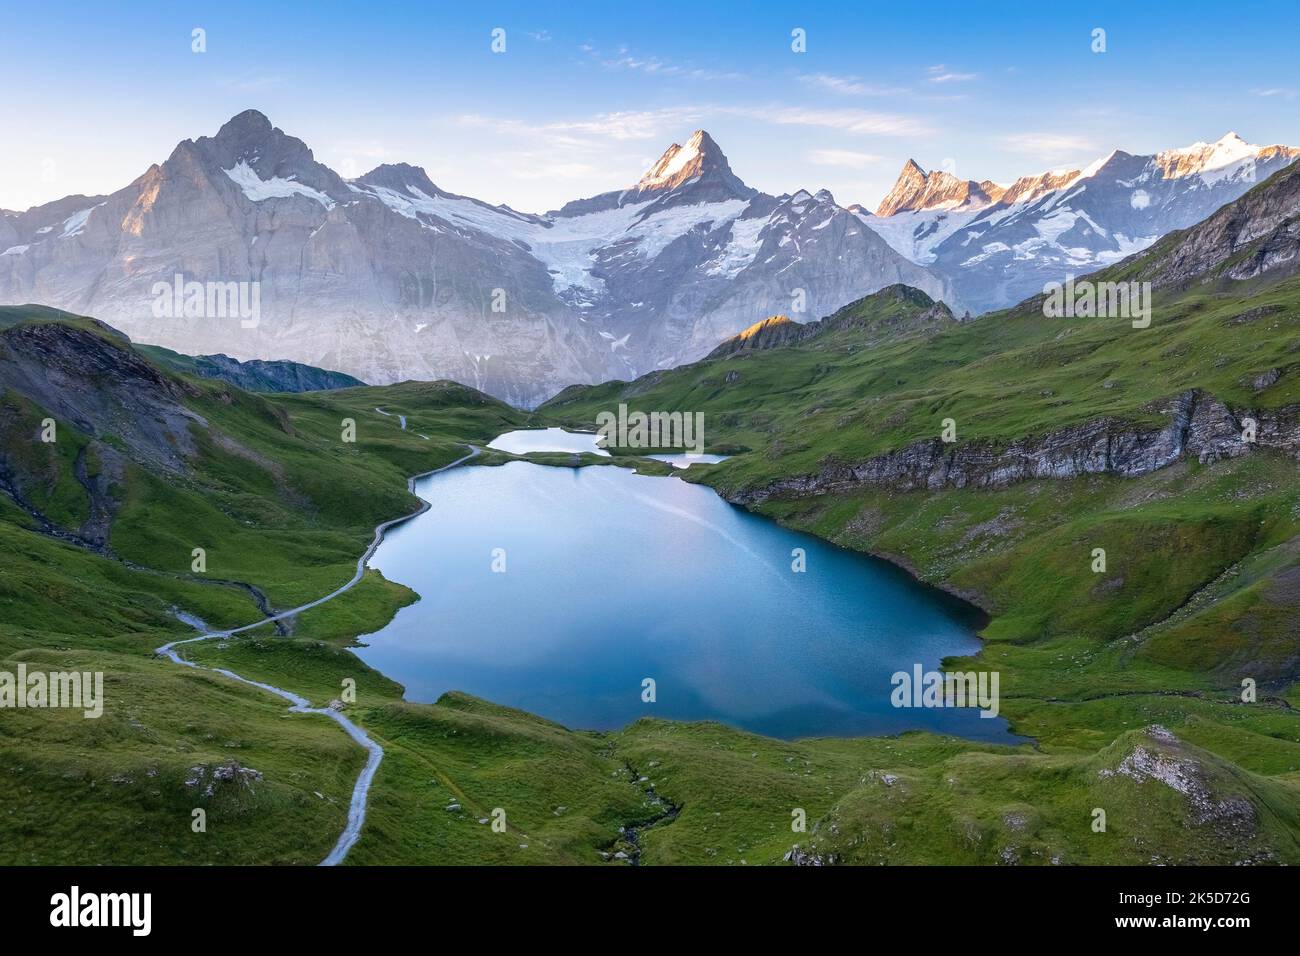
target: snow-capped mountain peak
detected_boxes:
[862,131,1300,313]
[630,129,754,207]
[638,130,727,188]
[1153,131,1285,184]
[997,168,1081,206]
[1077,148,1126,181]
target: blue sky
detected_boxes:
[3,0,1298,213]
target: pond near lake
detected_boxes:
[355,436,1016,741]
[487,426,609,457]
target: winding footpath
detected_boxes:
[373,405,407,430]
[155,445,481,866]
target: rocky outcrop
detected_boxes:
[1098,726,1258,838]
[726,389,1299,505]
[706,315,804,358]
[185,759,264,798]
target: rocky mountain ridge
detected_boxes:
[0,111,950,406]
[139,346,365,392]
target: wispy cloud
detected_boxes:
[528,30,552,42]
[926,64,977,84]
[999,132,1098,162]
[744,106,931,137]
[1251,86,1296,99]
[216,72,283,93]
[798,73,908,96]
[497,156,597,181]
[582,44,746,82]
[458,107,704,143]
[806,148,883,169]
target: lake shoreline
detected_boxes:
[358,436,1014,742]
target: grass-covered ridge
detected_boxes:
[542,275,1299,489]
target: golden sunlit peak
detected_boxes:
[737,315,793,341]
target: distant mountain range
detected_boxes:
[0,112,948,406]
[858,133,1300,312]
[2,112,1295,405]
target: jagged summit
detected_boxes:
[875,160,1001,217]
[997,168,1081,205]
[1155,131,1300,180]
[632,129,755,204]
[205,109,306,166]
[873,132,1300,222]
[550,129,758,217]
[183,109,346,202]
[862,131,1300,312]
[639,130,727,189]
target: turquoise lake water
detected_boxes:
[356,448,1016,742]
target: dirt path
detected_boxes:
[155,445,481,866]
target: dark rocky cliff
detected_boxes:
[725,389,1300,505]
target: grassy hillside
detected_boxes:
[543,278,1299,488]
[535,256,1300,862]
[0,310,534,863]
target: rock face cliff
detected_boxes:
[0,319,206,477]
[725,390,1299,506]
[0,318,206,549]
